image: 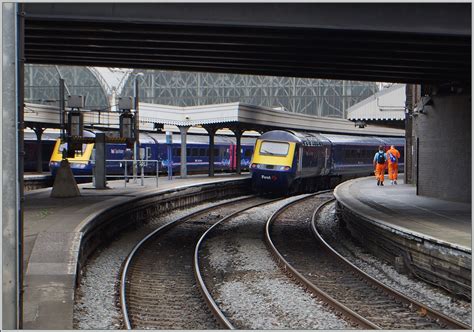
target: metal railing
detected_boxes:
[116,159,160,188]
[89,159,161,188]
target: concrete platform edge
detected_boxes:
[23,177,250,329]
[334,177,471,298]
[333,177,471,254]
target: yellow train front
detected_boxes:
[250,130,331,195]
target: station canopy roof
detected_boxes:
[140,102,404,136]
[347,84,406,124]
[25,101,405,137]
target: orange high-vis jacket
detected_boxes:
[386,147,400,164]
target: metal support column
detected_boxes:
[94,133,107,189]
[405,84,420,185]
[2,3,22,329]
[405,84,413,184]
[205,126,217,177]
[133,74,142,182]
[232,128,243,175]
[59,78,65,140]
[179,126,190,178]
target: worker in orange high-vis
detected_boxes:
[373,145,387,186]
[386,145,401,185]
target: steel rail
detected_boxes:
[193,197,283,329]
[119,195,254,329]
[311,198,471,330]
[264,192,379,329]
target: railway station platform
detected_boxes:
[24,172,53,191]
[22,174,250,329]
[334,175,471,298]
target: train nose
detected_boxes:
[251,170,292,194]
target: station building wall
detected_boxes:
[414,93,471,203]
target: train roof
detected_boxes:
[320,133,397,145]
[24,129,256,146]
[145,133,255,145]
[259,130,302,142]
[260,130,333,145]
[259,130,405,147]
[24,131,59,141]
[379,136,405,146]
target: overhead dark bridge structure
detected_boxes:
[24,3,470,84]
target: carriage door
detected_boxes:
[297,146,303,175]
[324,147,329,174]
[146,146,152,167]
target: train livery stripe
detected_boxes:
[50,139,94,164]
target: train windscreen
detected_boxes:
[259,141,289,156]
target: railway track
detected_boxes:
[265,192,471,330]
[120,195,273,329]
[195,195,354,330]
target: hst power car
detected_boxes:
[250,130,404,194]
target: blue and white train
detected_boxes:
[250,130,405,194]
[49,130,256,177]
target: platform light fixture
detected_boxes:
[414,96,433,114]
[120,110,134,140]
[67,95,85,137]
[66,95,85,157]
[118,96,135,144]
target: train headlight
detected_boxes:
[277,166,291,171]
[251,163,257,169]
[71,163,87,169]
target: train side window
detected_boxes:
[186,148,191,156]
[213,148,219,156]
[192,148,198,156]
[146,147,152,159]
[176,148,181,156]
[244,149,252,157]
[199,148,205,156]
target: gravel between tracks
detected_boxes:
[316,201,472,326]
[73,196,250,329]
[200,195,354,330]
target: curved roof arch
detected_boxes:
[24,64,110,110]
[120,69,378,118]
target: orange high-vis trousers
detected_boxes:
[388,163,398,181]
[375,163,386,183]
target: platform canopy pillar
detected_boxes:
[204,125,219,177]
[231,127,244,174]
[94,132,107,189]
[178,125,190,178]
